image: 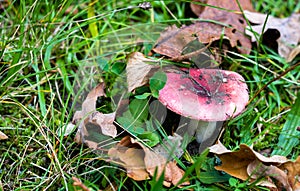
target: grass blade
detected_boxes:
[272,93,300,157]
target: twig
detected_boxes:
[248,61,300,105]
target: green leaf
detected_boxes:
[117,110,145,135]
[229,178,239,187]
[129,98,149,122]
[272,92,300,156]
[98,58,109,71]
[135,93,151,99]
[149,71,167,98]
[137,132,160,147]
[199,170,231,184]
[111,62,126,75]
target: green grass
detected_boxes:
[0,0,300,190]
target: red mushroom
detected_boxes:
[158,68,249,146]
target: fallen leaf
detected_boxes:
[0,131,8,140]
[142,143,168,180]
[126,52,159,92]
[247,160,292,191]
[210,142,300,190]
[134,138,190,187]
[73,83,106,122]
[90,112,117,137]
[119,148,149,181]
[287,44,300,62]
[152,133,184,159]
[56,122,76,137]
[152,24,198,58]
[193,0,253,54]
[72,83,117,146]
[210,142,256,180]
[245,11,300,59]
[190,0,207,16]
[153,0,253,59]
[166,161,189,187]
[281,156,300,191]
[107,136,189,187]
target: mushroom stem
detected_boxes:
[192,120,218,143]
[176,119,222,153]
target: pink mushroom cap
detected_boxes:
[158,68,249,121]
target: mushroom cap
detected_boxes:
[158,68,249,121]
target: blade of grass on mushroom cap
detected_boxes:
[271,92,300,157]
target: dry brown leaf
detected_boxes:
[281,156,300,191]
[134,138,190,187]
[107,136,189,187]
[166,161,190,187]
[84,139,99,150]
[210,142,255,180]
[153,23,224,61]
[153,0,253,60]
[152,133,184,159]
[210,142,288,180]
[126,52,159,92]
[73,83,117,146]
[195,0,253,54]
[108,136,150,181]
[90,112,117,137]
[142,143,167,178]
[73,83,106,122]
[0,131,8,140]
[119,148,149,181]
[247,160,292,191]
[210,142,300,190]
[287,45,300,62]
[190,0,207,16]
[245,11,300,59]
[152,25,197,58]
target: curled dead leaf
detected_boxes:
[0,130,8,140]
[126,52,159,92]
[281,156,300,191]
[72,83,117,147]
[193,0,253,54]
[209,142,298,190]
[245,11,300,60]
[287,45,300,62]
[153,0,253,62]
[152,134,184,159]
[247,160,292,191]
[107,136,189,187]
[73,83,106,122]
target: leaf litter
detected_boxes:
[153,0,254,61]
[70,0,300,189]
[107,136,189,187]
[126,52,159,92]
[0,131,8,140]
[245,11,300,61]
[210,142,300,191]
[72,83,117,146]
[72,81,188,187]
